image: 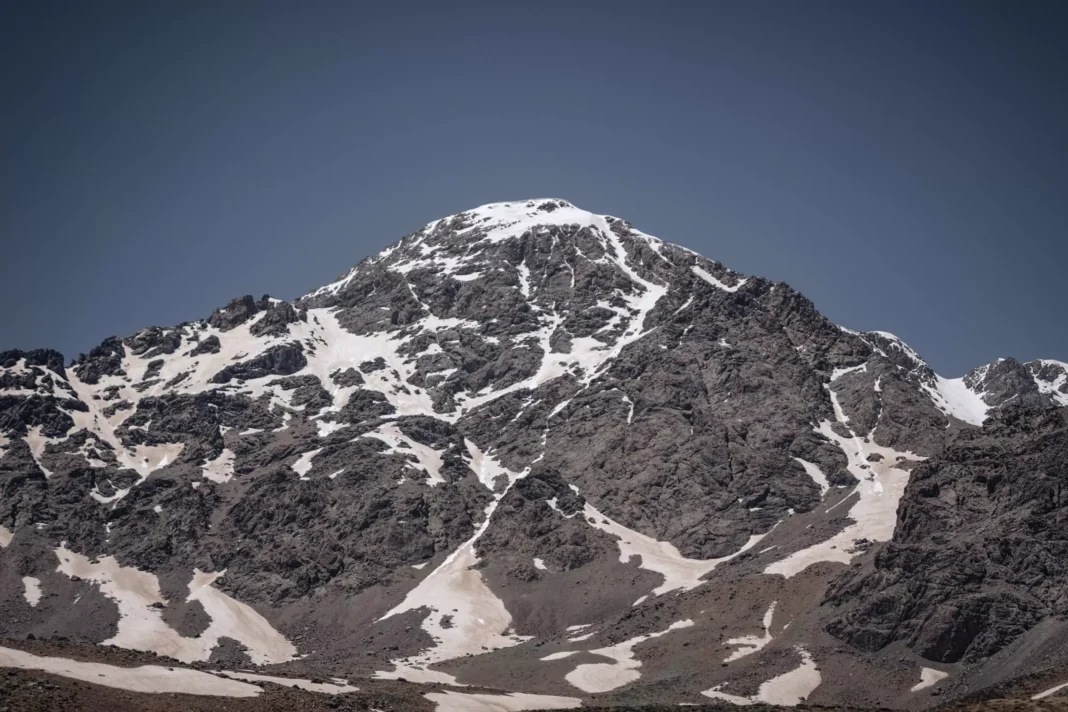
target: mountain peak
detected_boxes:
[3,199,1068,708]
[424,197,625,246]
[302,198,679,301]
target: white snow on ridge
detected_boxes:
[455,199,610,245]
[922,375,989,426]
[23,426,58,478]
[826,387,851,424]
[830,363,867,382]
[57,306,446,500]
[583,500,767,596]
[856,330,992,425]
[55,369,188,502]
[793,458,830,497]
[449,214,668,417]
[0,525,12,548]
[869,331,924,365]
[620,393,636,424]
[1033,359,1068,406]
[692,265,747,292]
[53,201,676,494]
[289,308,444,418]
[516,261,532,298]
[766,374,926,578]
[87,442,184,504]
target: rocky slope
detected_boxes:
[826,406,1068,664]
[0,198,1066,710]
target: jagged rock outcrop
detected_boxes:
[825,406,1068,663]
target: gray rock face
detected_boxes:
[0,198,1063,706]
[825,407,1068,663]
[72,337,126,384]
[187,334,221,356]
[208,342,307,383]
[965,357,1068,411]
[249,300,303,338]
[207,295,262,331]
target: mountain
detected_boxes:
[1,198,1066,711]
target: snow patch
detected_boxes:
[425,690,581,712]
[22,576,42,607]
[216,671,358,694]
[793,458,830,497]
[375,448,531,683]
[911,667,948,692]
[0,646,261,697]
[766,378,925,578]
[1033,359,1068,406]
[723,602,776,662]
[922,375,989,426]
[23,426,57,478]
[564,620,693,693]
[830,363,867,382]
[291,448,322,478]
[703,647,821,706]
[1033,680,1068,700]
[516,261,532,298]
[316,419,347,437]
[584,500,767,596]
[186,568,298,664]
[363,424,445,486]
[692,265,747,292]
[54,545,296,664]
[201,449,235,483]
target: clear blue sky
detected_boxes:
[2,1,1065,375]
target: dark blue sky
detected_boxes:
[2,1,1066,375]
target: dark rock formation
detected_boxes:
[825,407,1068,663]
[209,343,307,383]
